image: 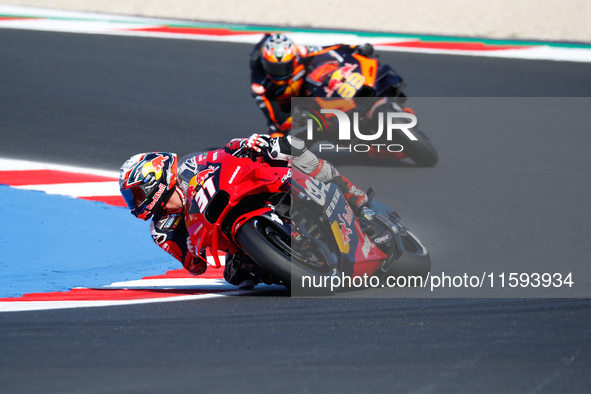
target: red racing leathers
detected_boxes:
[149,187,208,275]
[150,134,367,285]
[148,138,273,277]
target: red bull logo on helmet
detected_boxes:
[150,154,168,172]
[142,154,169,180]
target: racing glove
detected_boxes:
[185,236,207,275]
[268,135,339,181]
[239,133,272,154]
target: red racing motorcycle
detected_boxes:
[179,147,430,293]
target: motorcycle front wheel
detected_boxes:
[235,218,332,293]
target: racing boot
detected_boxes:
[331,174,368,214]
[224,252,259,290]
[224,252,276,289]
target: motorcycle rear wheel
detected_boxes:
[401,128,439,167]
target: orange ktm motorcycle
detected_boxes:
[294,46,439,167]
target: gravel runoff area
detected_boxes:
[2,0,591,43]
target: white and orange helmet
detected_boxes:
[261,33,299,80]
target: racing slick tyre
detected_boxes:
[235,218,332,295]
[402,128,438,167]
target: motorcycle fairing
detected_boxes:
[181,150,290,260]
[291,170,388,278]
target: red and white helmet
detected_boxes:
[119,152,178,220]
[261,33,298,80]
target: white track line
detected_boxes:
[0,292,234,312]
[1,5,590,63]
[104,278,232,289]
[14,181,120,197]
[0,157,119,178]
[377,44,591,62]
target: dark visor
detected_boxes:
[121,185,149,211]
[262,58,294,80]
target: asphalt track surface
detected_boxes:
[2,28,591,393]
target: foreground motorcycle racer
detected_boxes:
[250,33,374,136]
[119,134,368,288]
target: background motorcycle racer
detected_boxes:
[119,134,368,289]
[250,33,374,137]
